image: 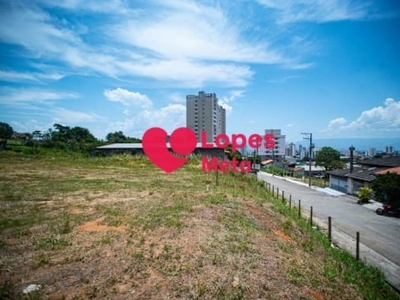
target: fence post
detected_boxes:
[298,200,301,218]
[310,206,313,226]
[277,187,279,198]
[282,190,285,202]
[328,216,332,244]
[272,185,275,197]
[289,195,292,210]
[356,231,360,260]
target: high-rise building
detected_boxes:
[260,129,286,159]
[186,91,226,142]
[286,142,296,157]
[385,146,394,154]
[368,147,376,157]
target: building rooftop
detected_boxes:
[96,143,224,150]
[375,166,400,175]
[359,156,400,168]
[329,167,385,182]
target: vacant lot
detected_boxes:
[0,151,398,299]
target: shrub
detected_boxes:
[357,187,373,204]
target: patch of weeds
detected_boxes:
[1,185,23,201]
[286,259,305,285]
[95,233,114,245]
[276,241,294,253]
[199,279,249,300]
[228,237,252,254]
[219,210,260,233]
[282,220,292,233]
[201,193,230,205]
[96,204,126,227]
[0,239,6,250]
[0,204,45,230]
[211,252,227,266]
[34,234,72,251]
[36,252,50,267]
[50,210,73,234]
[106,276,118,286]
[301,236,316,252]
[323,263,339,280]
[0,281,14,300]
[84,285,99,299]
[133,200,191,230]
[132,251,145,261]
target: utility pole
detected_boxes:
[302,132,313,187]
[349,145,355,173]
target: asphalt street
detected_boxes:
[257,172,400,289]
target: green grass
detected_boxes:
[0,149,398,299]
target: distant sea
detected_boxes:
[294,138,400,153]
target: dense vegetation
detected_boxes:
[0,122,141,154]
[372,172,400,205]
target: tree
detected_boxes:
[32,130,42,141]
[52,123,71,143]
[0,122,13,140]
[371,172,400,205]
[315,146,342,172]
[69,126,97,143]
[225,144,243,162]
[106,131,127,143]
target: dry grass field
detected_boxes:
[0,151,398,299]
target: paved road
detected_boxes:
[257,172,400,288]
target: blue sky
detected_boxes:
[0,0,399,144]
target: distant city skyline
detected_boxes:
[293,138,399,154]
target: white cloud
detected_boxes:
[10,119,43,133]
[321,99,400,137]
[0,87,78,104]
[141,104,186,131]
[341,98,400,131]
[0,0,309,88]
[218,90,244,113]
[104,88,186,139]
[52,107,98,124]
[0,70,66,83]
[328,117,347,127]
[37,0,129,13]
[113,2,283,65]
[257,0,371,23]
[103,88,152,109]
[169,92,185,104]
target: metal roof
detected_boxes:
[329,167,384,182]
[359,156,400,168]
[96,143,224,150]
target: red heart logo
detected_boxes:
[142,127,197,173]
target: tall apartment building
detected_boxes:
[286,142,296,157]
[385,146,394,154]
[186,91,226,142]
[260,129,286,159]
[368,147,376,157]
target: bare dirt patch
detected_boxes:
[78,217,127,233]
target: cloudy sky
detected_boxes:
[0,0,399,143]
